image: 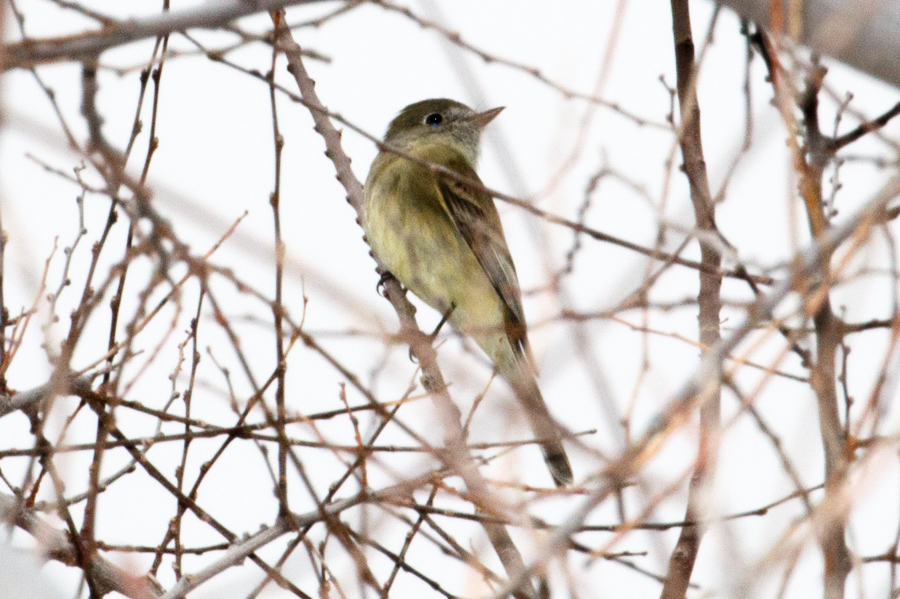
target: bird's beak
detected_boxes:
[469,106,504,128]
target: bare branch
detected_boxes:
[2,0,325,68]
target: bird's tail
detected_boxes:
[507,366,573,488]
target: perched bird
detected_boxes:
[362,98,573,487]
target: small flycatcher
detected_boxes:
[362,99,573,487]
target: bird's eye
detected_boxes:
[424,113,443,127]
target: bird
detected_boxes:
[361,98,573,487]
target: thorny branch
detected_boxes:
[270,11,542,598]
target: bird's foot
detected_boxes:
[376,271,397,298]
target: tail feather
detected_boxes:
[473,327,573,487]
[508,366,573,487]
[542,441,574,488]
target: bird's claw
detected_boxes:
[376,271,396,297]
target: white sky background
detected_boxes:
[2,1,900,598]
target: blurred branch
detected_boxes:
[0,492,165,599]
[797,66,852,599]
[0,371,106,419]
[492,173,900,598]
[2,0,324,69]
[371,0,669,130]
[754,29,853,596]
[828,101,900,151]
[717,0,900,89]
[157,484,397,599]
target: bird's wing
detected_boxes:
[434,155,531,359]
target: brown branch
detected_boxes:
[268,42,291,519]
[400,481,822,532]
[270,11,541,599]
[156,479,430,599]
[827,101,900,152]
[0,492,165,599]
[76,393,311,597]
[754,27,853,598]
[2,0,324,69]
[796,57,854,599]
[371,0,669,130]
[660,3,722,597]
[480,173,900,598]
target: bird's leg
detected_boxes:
[429,302,456,342]
[408,303,456,363]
